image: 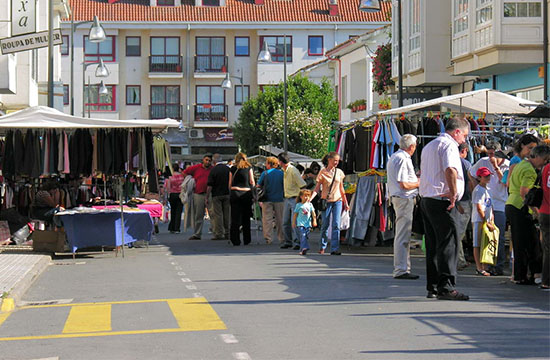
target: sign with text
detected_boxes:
[11,0,36,36]
[204,128,234,142]
[1,29,63,55]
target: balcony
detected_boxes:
[194,104,228,124]
[150,104,183,120]
[194,55,228,78]
[148,56,183,78]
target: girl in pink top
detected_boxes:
[539,162,550,290]
[166,164,185,233]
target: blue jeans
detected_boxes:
[490,210,507,272]
[282,197,298,246]
[296,226,311,250]
[320,200,342,252]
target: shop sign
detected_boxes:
[204,128,234,142]
[11,0,36,36]
[1,29,63,55]
[402,92,441,106]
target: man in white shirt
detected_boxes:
[420,117,470,301]
[469,141,509,275]
[387,134,420,279]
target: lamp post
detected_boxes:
[359,0,403,107]
[257,36,288,153]
[82,59,110,117]
[71,15,106,115]
[221,69,244,108]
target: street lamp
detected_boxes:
[71,15,107,115]
[359,0,403,107]
[221,69,244,108]
[82,59,110,117]
[257,36,288,153]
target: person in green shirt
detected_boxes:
[505,144,550,285]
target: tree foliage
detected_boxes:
[233,75,338,156]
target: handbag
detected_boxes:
[480,221,499,265]
[257,170,269,202]
[524,172,543,208]
[319,170,337,211]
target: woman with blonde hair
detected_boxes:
[229,152,255,245]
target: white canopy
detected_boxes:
[0,106,181,129]
[378,89,540,115]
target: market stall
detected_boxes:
[0,106,179,254]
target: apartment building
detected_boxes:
[0,0,70,112]
[451,0,547,101]
[60,0,389,155]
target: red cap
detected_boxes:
[476,166,492,177]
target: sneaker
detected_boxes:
[426,290,438,299]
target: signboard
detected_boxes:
[204,128,234,142]
[1,29,63,55]
[11,0,36,36]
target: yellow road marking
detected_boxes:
[0,311,11,327]
[1,298,15,312]
[63,304,111,333]
[167,298,226,331]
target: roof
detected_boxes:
[291,58,330,76]
[65,0,391,23]
[325,24,388,56]
[377,89,541,116]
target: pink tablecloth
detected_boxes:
[92,203,163,218]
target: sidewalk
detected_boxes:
[0,250,51,312]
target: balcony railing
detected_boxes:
[194,104,228,122]
[194,55,228,73]
[150,104,182,119]
[149,56,183,73]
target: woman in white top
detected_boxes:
[312,152,349,255]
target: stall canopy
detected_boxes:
[378,89,540,115]
[0,106,180,129]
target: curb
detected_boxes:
[0,255,51,312]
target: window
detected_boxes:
[151,37,180,71]
[197,85,224,105]
[453,0,469,34]
[84,84,116,111]
[235,37,249,56]
[84,35,115,62]
[126,37,141,56]
[476,0,493,25]
[259,36,292,63]
[409,0,420,51]
[202,0,220,5]
[504,2,542,17]
[196,85,226,122]
[61,35,69,56]
[157,0,175,5]
[235,85,250,105]
[63,85,69,105]
[126,86,141,105]
[196,37,226,72]
[513,86,544,102]
[151,86,180,119]
[308,36,323,56]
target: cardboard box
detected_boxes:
[32,230,65,253]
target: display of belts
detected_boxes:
[0,106,179,255]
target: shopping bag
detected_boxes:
[340,210,350,230]
[480,222,499,265]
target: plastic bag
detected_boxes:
[480,222,499,265]
[340,210,350,230]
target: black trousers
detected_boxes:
[420,198,459,293]
[230,191,252,246]
[168,193,183,232]
[505,204,542,282]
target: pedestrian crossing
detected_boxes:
[0,297,226,341]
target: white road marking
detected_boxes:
[192,292,202,298]
[186,285,198,290]
[181,278,191,283]
[177,272,186,276]
[233,352,251,360]
[170,262,178,266]
[220,334,239,344]
[174,266,183,270]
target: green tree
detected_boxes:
[233,75,338,156]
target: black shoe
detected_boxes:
[188,235,201,240]
[154,225,159,234]
[426,290,438,299]
[280,244,292,249]
[330,251,341,255]
[394,273,420,280]
[293,245,300,250]
[437,290,469,301]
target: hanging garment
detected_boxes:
[2,131,15,179]
[57,131,64,174]
[63,132,70,174]
[354,125,372,172]
[350,176,377,240]
[13,130,25,176]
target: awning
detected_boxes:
[0,106,181,129]
[377,89,540,115]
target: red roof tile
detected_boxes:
[66,0,391,23]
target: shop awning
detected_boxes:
[377,89,540,115]
[0,106,181,129]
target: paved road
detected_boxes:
[1,223,549,360]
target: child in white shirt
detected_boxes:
[472,166,496,276]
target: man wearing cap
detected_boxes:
[419,117,470,301]
[184,154,213,240]
[469,141,509,275]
